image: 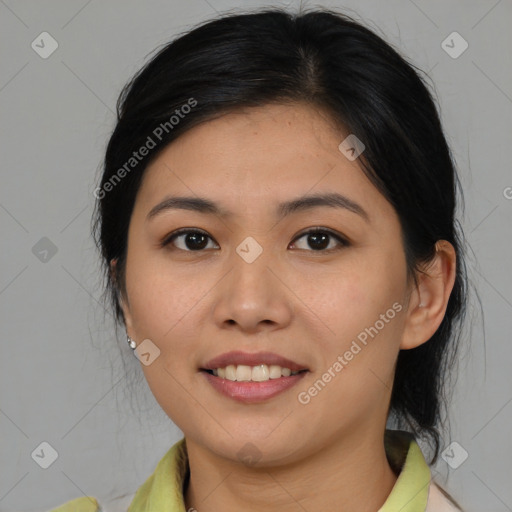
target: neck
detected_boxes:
[184,427,398,512]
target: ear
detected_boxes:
[400,240,457,350]
[110,258,134,332]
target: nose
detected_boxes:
[210,243,294,334]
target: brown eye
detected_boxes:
[290,228,348,252]
[162,229,219,251]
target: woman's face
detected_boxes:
[120,102,415,465]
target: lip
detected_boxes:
[201,351,308,372]
[202,370,308,403]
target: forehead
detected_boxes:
[171,102,343,163]
[135,102,392,224]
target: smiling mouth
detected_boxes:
[201,364,309,382]
[201,364,309,403]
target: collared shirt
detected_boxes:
[49,430,462,512]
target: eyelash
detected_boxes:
[160,227,350,253]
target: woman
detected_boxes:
[52,6,467,511]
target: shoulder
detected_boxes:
[47,493,136,512]
[427,481,464,512]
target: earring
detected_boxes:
[127,334,137,350]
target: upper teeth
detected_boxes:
[212,364,300,381]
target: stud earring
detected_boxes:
[127,334,137,350]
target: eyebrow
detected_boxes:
[146,192,369,223]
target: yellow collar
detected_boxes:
[127,429,431,512]
[379,429,431,511]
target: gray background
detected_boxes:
[1,0,511,511]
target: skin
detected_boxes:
[115,102,456,512]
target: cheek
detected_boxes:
[305,252,406,339]
[125,254,206,339]
[301,250,407,404]
[129,263,204,426]
[124,253,212,397]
